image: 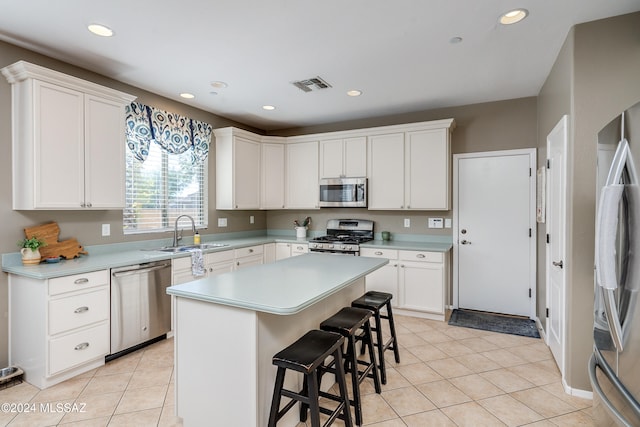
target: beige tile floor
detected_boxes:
[0,314,593,426]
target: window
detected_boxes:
[123,102,210,234]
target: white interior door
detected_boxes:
[454,149,536,317]
[546,115,568,376]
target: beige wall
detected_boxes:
[537,12,640,391]
[268,97,538,234]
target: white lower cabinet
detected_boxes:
[9,270,110,388]
[234,245,264,269]
[361,248,449,320]
[276,242,308,260]
[172,250,235,285]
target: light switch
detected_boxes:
[404,218,410,228]
[218,218,227,227]
[101,223,110,236]
[445,218,452,228]
[250,215,255,224]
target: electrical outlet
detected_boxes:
[101,223,110,236]
[445,218,452,228]
[404,218,410,228]
[218,218,227,227]
[250,215,255,224]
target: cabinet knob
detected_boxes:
[400,264,405,268]
[80,203,86,208]
[249,248,253,253]
[237,262,240,266]
[393,264,398,267]
[74,306,89,314]
[209,267,213,272]
[86,203,92,208]
[74,342,90,351]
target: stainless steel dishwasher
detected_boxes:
[110,260,172,357]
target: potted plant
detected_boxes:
[17,236,46,265]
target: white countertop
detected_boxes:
[166,253,388,315]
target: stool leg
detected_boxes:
[386,302,401,363]
[334,348,353,427]
[299,374,309,422]
[364,321,382,394]
[306,370,321,427]
[268,367,286,427]
[373,311,387,384]
[346,334,363,426]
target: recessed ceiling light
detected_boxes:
[499,9,528,25]
[211,81,228,89]
[87,23,114,37]
[262,105,276,111]
[180,93,195,99]
[449,36,463,44]
[347,90,362,97]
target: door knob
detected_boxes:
[460,240,471,245]
[552,260,564,268]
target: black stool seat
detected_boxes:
[352,291,400,384]
[268,330,352,427]
[319,307,381,426]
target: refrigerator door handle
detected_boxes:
[590,352,640,426]
[596,184,625,352]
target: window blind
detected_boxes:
[124,141,208,234]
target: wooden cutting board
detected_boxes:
[24,221,88,259]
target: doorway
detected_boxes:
[453,149,536,318]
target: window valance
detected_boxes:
[125,101,212,164]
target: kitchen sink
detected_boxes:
[145,243,229,253]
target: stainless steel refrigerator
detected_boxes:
[591,100,640,426]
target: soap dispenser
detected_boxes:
[194,231,201,245]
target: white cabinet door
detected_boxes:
[209,260,235,276]
[84,95,126,208]
[33,80,85,209]
[276,243,292,260]
[399,261,444,314]
[344,137,367,177]
[367,133,405,209]
[263,243,276,263]
[365,264,399,307]
[320,139,344,178]
[286,141,319,209]
[234,136,261,209]
[290,243,308,256]
[261,143,285,209]
[320,137,366,178]
[405,129,450,210]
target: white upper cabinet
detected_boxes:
[2,61,135,210]
[215,128,261,210]
[405,128,451,210]
[261,141,285,209]
[368,133,405,209]
[286,141,319,209]
[368,119,454,210]
[319,136,366,178]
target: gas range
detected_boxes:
[308,219,374,255]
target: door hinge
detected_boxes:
[546,307,549,318]
[529,228,532,237]
[546,159,551,169]
[546,234,550,244]
[529,288,532,298]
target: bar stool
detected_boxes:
[351,291,400,384]
[319,307,382,426]
[268,329,352,427]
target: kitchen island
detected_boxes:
[167,253,388,426]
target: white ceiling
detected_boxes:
[1,1,639,131]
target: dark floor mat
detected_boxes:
[448,309,541,339]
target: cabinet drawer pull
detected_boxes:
[74,306,89,314]
[416,254,426,259]
[375,251,383,256]
[249,249,254,253]
[296,246,303,250]
[74,278,89,284]
[74,342,90,351]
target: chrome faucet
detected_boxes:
[173,215,196,247]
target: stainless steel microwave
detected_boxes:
[319,178,367,207]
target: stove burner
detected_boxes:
[309,219,374,255]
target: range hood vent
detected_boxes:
[292,76,332,93]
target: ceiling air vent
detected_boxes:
[292,76,332,93]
